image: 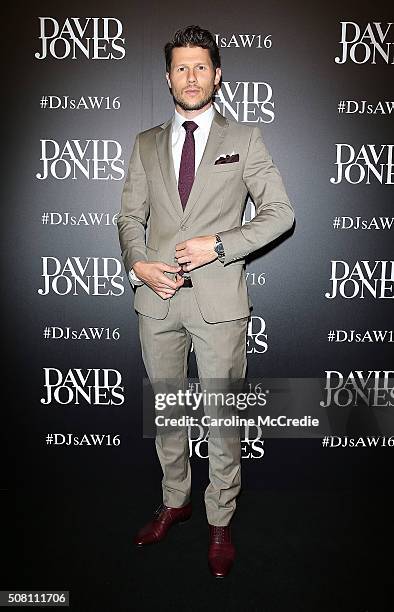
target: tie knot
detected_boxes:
[182,120,198,134]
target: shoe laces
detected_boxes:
[153,503,167,520]
[211,526,230,544]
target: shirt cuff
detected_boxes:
[128,268,144,286]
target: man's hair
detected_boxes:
[164,25,221,72]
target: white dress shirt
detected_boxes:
[129,104,215,286]
[172,104,215,186]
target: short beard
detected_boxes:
[171,85,216,111]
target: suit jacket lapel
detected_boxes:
[155,118,183,218]
[155,108,228,221]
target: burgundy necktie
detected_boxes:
[178,120,198,210]
[176,120,198,277]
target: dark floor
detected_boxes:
[3,487,393,611]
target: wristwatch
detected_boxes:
[214,234,225,263]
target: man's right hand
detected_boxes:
[133,261,185,299]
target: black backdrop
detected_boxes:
[3,0,393,609]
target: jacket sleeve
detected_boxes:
[117,133,149,273]
[218,127,295,265]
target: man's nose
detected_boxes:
[187,69,197,82]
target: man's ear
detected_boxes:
[166,73,171,89]
[214,68,222,86]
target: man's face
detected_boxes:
[166,46,221,112]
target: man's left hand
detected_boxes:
[175,235,217,272]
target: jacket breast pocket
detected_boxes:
[211,163,240,173]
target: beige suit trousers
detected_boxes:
[138,284,248,526]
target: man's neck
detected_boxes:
[174,101,213,120]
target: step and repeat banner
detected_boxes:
[5,0,393,491]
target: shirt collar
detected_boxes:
[173,104,215,133]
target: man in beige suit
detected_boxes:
[117,25,294,577]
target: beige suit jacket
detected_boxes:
[117,108,294,323]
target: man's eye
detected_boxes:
[197,65,206,70]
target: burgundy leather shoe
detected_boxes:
[134,502,192,546]
[208,524,235,578]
